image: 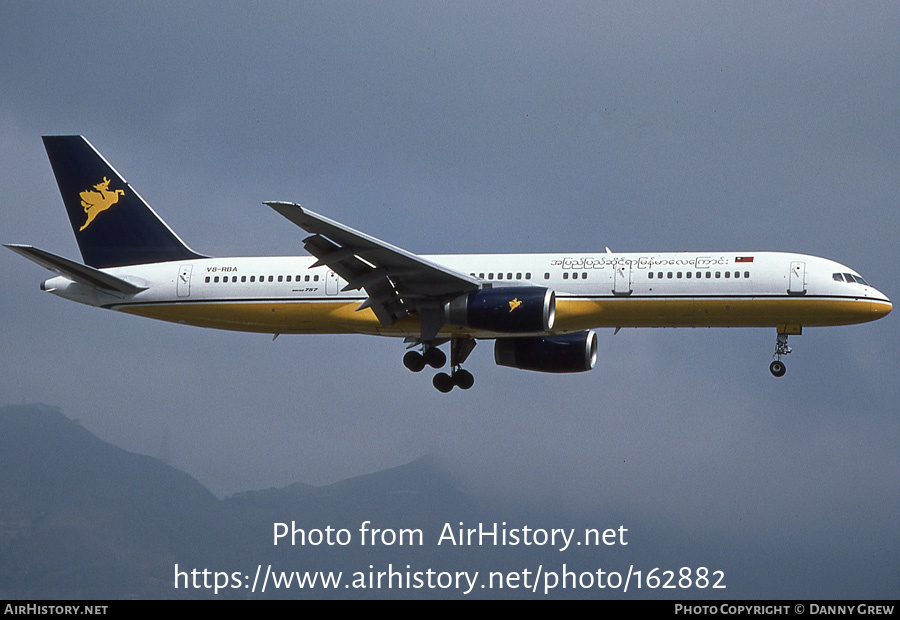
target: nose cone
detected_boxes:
[865,285,892,320]
[871,296,892,320]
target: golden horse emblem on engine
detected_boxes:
[508,298,522,312]
[79,177,124,231]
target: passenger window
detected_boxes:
[278,275,283,282]
[744,271,750,278]
[657,272,663,279]
[241,276,246,282]
[582,272,587,279]
[725,272,730,278]
[286,275,292,282]
[649,272,654,279]
[507,273,512,279]
[516,272,522,280]
[667,272,673,279]
[489,273,494,279]
[572,272,578,280]
[706,272,711,278]
[686,272,692,278]
[205,276,210,283]
[305,275,310,282]
[734,271,740,278]
[696,272,701,279]
[715,272,721,278]
[233,276,238,282]
[677,272,682,279]
[563,272,569,280]
[214,276,219,283]
[497,273,503,280]
[526,272,532,279]
[314,275,319,282]
[479,273,485,279]
[544,273,550,280]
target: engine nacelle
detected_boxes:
[446,287,555,334]
[494,330,598,373]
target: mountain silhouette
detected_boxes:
[0,404,243,598]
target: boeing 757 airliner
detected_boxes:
[6,136,891,391]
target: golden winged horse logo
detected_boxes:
[508,298,522,312]
[79,177,124,231]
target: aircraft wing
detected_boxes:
[4,244,147,294]
[265,202,480,328]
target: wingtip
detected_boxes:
[265,200,305,215]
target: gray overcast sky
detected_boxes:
[2,2,898,597]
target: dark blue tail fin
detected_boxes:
[43,136,205,268]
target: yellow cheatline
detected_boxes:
[117,296,883,338]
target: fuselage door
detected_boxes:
[788,261,807,295]
[177,265,193,297]
[613,262,633,296]
[325,270,340,295]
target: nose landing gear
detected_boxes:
[769,333,792,377]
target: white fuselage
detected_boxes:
[41,251,892,338]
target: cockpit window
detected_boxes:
[835,272,870,286]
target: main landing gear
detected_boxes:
[403,338,476,392]
[769,333,791,377]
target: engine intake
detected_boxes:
[446,287,555,334]
[494,330,598,373]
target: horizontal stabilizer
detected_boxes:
[4,244,147,294]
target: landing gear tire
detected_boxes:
[403,351,426,372]
[769,360,786,377]
[454,369,475,390]
[423,347,447,369]
[433,372,454,393]
[431,368,474,392]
